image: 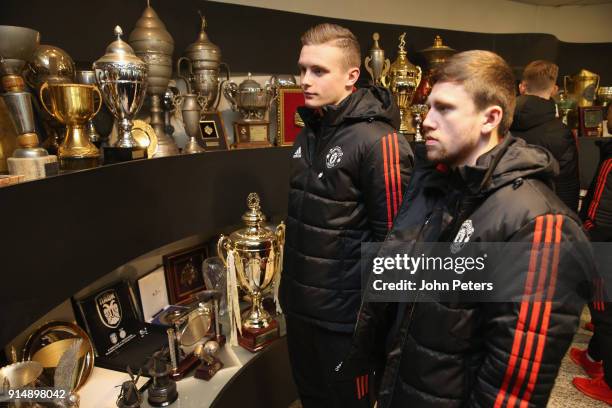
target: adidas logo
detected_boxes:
[293,146,302,159]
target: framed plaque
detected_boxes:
[137,266,170,323]
[579,106,604,137]
[277,86,305,146]
[232,120,272,149]
[75,281,143,358]
[163,243,209,304]
[200,111,230,151]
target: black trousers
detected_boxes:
[588,302,612,385]
[285,316,374,408]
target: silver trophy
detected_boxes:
[174,93,206,154]
[364,33,390,86]
[93,26,148,149]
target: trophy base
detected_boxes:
[239,319,280,352]
[60,156,100,171]
[194,356,223,381]
[200,112,229,151]
[169,352,200,381]
[7,155,59,181]
[147,380,178,407]
[103,146,148,165]
[232,120,272,149]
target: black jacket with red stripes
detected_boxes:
[581,140,612,242]
[279,86,413,332]
[346,136,593,407]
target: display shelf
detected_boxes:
[0,148,292,348]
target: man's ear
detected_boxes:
[518,81,527,95]
[550,84,559,99]
[346,67,360,88]
[481,105,504,135]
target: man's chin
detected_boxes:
[304,99,323,109]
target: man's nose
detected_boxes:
[301,71,311,87]
[422,110,435,131]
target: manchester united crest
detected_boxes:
[95,289,122,328]
[326,146,343,169]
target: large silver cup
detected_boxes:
[2,92,47,158]
[75,70,102,144]
[174,93,205,154]
[93,26,148,149]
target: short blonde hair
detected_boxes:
[522,60,559,93]
[301,23,361,69]
[432,50,516,136]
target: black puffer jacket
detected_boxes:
[347,136,593,407]
[279,86,413,332]
[581,140,612,242]
[510,94,580,211]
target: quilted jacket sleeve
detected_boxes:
[361,133,414,241]
[581,157,612,242]
[467,214,593,408]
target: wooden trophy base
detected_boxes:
[194,356,223,381]
[238,319,280,353]
[232,120,272,149]
[103,146,147,164]
[169,352,200,381]
[60,156,100,171]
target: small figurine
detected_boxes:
[116,367,142,408]
[146,350,178,407]
[194,340,223,381]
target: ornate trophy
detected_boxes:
[26,45,76,154]
[147,350,178,407]
[40,83,102,170]
[93,26,149,163]
[364,33,390,86]
[217,193,285,352]
[174,93,206,154]
[564,69,600,108]
[162,85,180,139]
[194,340,222,381]
[382,33,422,135]
[75,70,102,145]
[414,35,455,104]
[223,73,274,148]
[177,11,229,113]
[0,25,57,180]
[128,0,179,157]
[410,104,429,142]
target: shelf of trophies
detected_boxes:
[1,193,297,408]
[0,7,301,187]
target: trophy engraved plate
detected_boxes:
[199,112,229,150]
[218,192,285,352]
[579,107,604,137]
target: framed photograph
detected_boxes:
[277,86,305,146]
[163,243,209,304]
[137,266,170,323]
[199,111,230,151]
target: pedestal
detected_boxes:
[169,352,199,381]
[103,146,147,165]
[238,319,279,353]
[194,356,223,381]
[7,155,59,181]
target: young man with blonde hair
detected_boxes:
[512,59,579,211]
[279,23,413,407]
[345,50,593,407]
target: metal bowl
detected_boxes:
[25,45,75,90]
[0,25,40,61]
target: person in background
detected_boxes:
[511,60,580,212]
[279,23,413,408]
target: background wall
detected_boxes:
[0,0,611,83]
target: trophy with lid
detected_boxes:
[364,33,390,86]
[414,35,455,104]
[565,69,602,136]
[128,0,179,157]
[217,193,285,352]
[223,73,274,148]
[94,26,149,164]
[381,33,422,135]
[0,25,59,181]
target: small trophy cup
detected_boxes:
[217,192,285,352]
[174,93,206,154]
[223,74,274,149]
[410,104,429,142]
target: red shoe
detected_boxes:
[584,321,595,331]
[570,347,604,378]
[573,376,612,405]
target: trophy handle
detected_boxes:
[364,56,374,83]
[223,81,238,112]
[275,222,286,246]
[177,57,193,93]
[39,82,55,118]
[563,75,571,94]
[92,86,103,117]
[173,94,183,108]
[217,235,230,267]
[213,62,231,111]
[197,95,207,110]
[381,59,391,85]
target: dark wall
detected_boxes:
[1,0,611,83]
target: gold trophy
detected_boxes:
[564,69,600,108]
[40,83,102,170]
[217,192,285,352]
[382,33,422,135]
[364,33,390,86]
